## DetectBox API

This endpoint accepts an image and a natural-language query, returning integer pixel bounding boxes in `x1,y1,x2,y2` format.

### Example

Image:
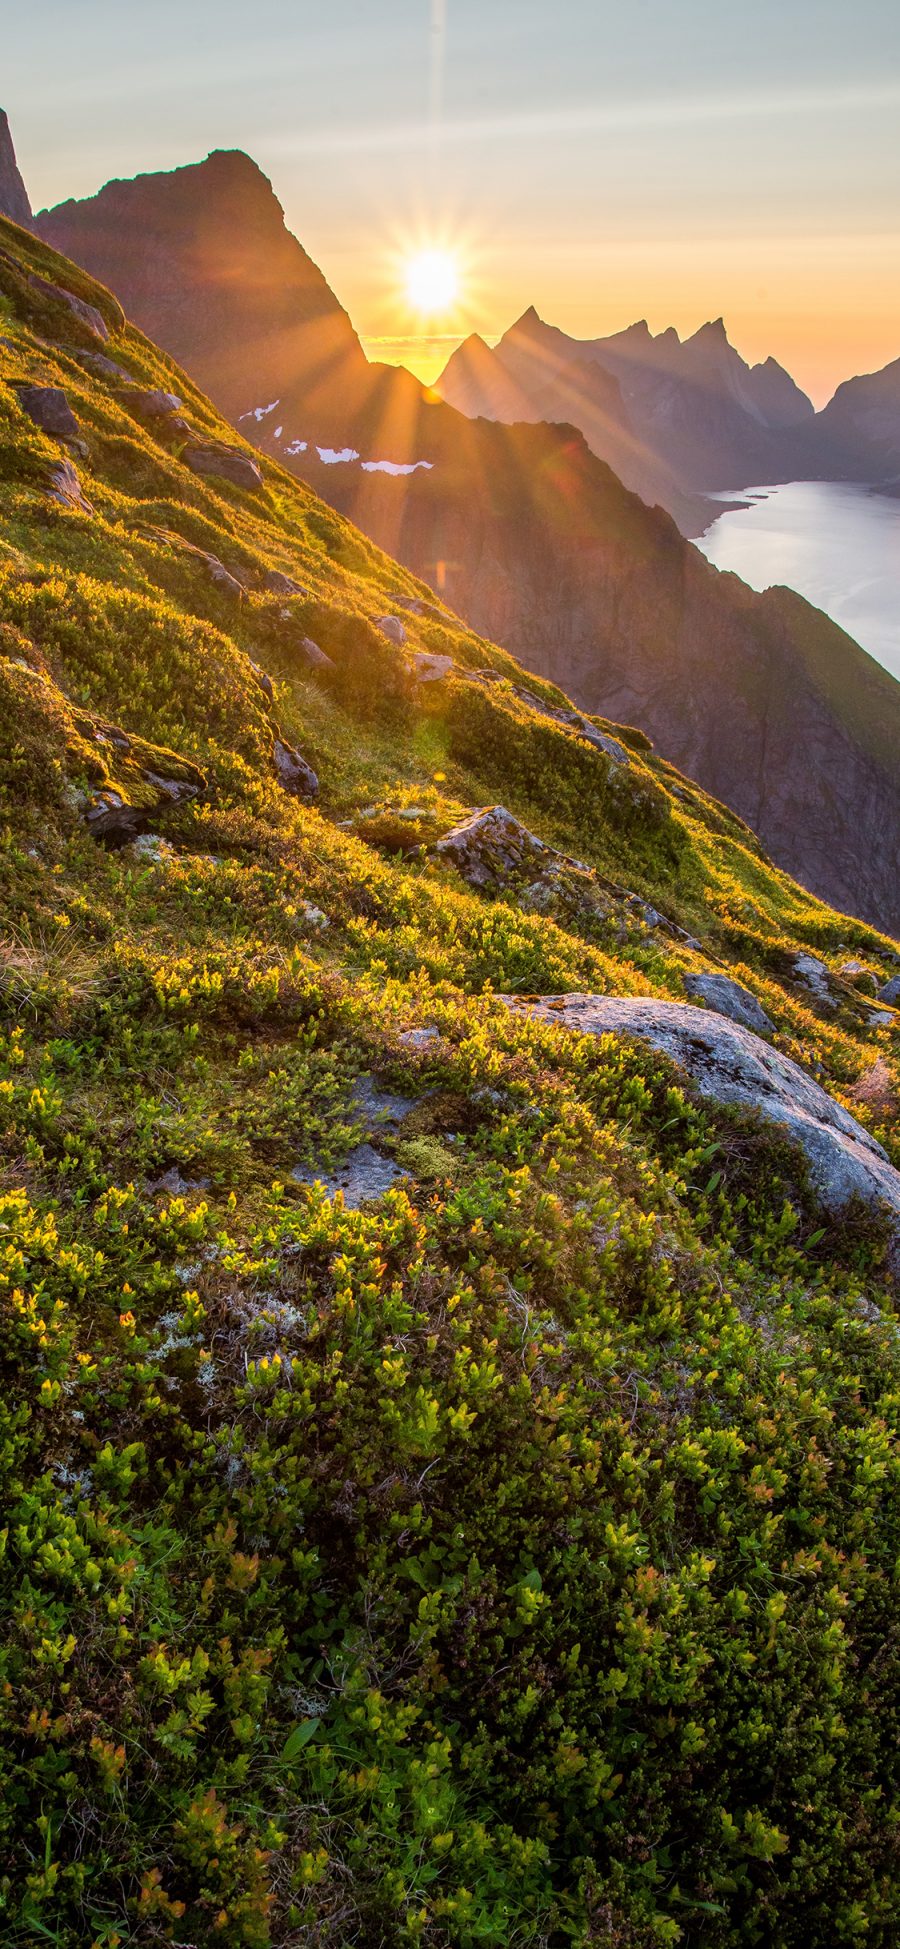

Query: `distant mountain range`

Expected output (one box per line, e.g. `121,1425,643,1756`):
8,128,900,930
436,307,815,499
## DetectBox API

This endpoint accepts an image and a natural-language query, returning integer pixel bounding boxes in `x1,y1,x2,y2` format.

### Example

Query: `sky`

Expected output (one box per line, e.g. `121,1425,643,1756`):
4,0,900,401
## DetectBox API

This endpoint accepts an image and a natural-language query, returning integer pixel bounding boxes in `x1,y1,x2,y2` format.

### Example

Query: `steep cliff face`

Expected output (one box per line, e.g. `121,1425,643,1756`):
0,109,32,228
36,150,368,430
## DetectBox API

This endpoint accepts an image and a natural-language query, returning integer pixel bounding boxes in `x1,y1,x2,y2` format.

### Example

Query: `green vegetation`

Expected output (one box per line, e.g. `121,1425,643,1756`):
0,216,897,1948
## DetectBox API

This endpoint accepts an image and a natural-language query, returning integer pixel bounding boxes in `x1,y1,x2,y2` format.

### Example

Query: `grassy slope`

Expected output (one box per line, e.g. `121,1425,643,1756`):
0,216,898,1948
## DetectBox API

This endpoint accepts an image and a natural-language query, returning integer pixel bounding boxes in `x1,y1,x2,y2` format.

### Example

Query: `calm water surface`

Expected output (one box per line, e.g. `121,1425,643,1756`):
696,480,900,681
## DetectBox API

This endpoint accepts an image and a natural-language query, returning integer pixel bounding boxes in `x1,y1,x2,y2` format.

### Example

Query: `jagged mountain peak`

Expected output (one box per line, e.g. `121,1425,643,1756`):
0,108,32,229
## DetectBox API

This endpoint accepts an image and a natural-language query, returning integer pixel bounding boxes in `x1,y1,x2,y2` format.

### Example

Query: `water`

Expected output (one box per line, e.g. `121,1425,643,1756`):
696,480,900,681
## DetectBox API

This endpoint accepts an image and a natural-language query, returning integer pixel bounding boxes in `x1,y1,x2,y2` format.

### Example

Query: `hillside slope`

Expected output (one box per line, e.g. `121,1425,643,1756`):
1,215,899,1949
32,147,900,937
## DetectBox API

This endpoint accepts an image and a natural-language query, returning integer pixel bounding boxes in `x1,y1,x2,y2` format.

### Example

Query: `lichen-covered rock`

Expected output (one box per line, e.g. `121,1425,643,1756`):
184,443,264,491
413,651,454,683
376,614,407,646
27,268,114,342
12,382,80,440
265,569,306,595
878,974,900,1005
119,386,183,421
435,804,586,890
684,970,774,1036
292,1144,402,1208
273,739,318,799
298,636,334,670
791,953,834,1003
46,457,93,514
506,993,900,1246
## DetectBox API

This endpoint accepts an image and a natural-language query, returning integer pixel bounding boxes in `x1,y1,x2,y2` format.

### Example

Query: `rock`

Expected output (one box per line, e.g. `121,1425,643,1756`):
506,993,900,1246
247,658,275,703
292,1144,402,1209
183,443,264,491
399,1026,441,1049
375,614,407,646
791,953,834,1004
838,960,878,994
149,1166,207,1197
298,636,334,670
12,382,80,440
119,386,183,420
878,975,900,1005
0,110,32,227
46,457,93,514
352,1077,416,1130
684,970,775,1036
84,790,144,844
412,651,454,683
203,556,245,600
849,1058,898,1118
273,739,318,799
78,350,132,382
131,833,177,863
265,569,306,595
296,901,328,931
142,770,202,805
27,269,112,342
434,805,587,890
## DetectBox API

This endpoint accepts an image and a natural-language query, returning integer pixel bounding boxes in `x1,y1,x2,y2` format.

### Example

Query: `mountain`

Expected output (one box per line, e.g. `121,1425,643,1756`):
30,145,900,933
1,208,899,1949
0,108,32,227
437,310,707,530
789,353,900,483
437,306,815,493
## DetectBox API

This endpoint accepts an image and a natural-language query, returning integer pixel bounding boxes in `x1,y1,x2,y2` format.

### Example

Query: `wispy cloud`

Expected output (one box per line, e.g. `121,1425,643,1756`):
269,78,900,160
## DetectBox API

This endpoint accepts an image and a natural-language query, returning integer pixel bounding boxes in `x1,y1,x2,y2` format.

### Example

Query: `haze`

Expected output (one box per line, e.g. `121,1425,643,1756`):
6,0,900,400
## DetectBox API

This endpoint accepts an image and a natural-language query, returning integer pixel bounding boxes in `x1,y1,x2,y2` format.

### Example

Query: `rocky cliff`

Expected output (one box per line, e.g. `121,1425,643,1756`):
0,109,32,228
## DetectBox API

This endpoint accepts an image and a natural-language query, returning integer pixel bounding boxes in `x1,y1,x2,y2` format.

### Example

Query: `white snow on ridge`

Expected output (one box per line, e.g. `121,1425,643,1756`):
274,425,283,440
361,459,434,475
284,439,308,455
317,446,361,465
239,400,280,423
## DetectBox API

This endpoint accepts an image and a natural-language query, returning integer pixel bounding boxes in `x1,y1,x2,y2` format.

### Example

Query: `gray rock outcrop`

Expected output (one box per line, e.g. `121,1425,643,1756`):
435,804,587,890
506,993,900,1245
184,443,264,491
684,970,774,1036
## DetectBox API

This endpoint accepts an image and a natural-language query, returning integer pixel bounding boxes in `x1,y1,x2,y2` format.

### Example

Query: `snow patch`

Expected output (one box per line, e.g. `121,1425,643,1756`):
239,400,280,423
361,458,434,475
273,424,283,439
317,446,360,465
284,439,308,455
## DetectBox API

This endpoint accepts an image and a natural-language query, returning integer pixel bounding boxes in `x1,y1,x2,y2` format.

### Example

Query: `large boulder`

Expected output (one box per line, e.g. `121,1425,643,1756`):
435,804,587,890
505,993,900,1245
27,269,112,343
273,739,319,799
878,975,900,1005
183,443,264,491
376,615,407,646
684,970,774,1036
12,382,80,441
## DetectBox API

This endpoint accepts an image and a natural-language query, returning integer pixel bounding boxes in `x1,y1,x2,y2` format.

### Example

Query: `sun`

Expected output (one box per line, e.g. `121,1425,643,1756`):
405,248,459,315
